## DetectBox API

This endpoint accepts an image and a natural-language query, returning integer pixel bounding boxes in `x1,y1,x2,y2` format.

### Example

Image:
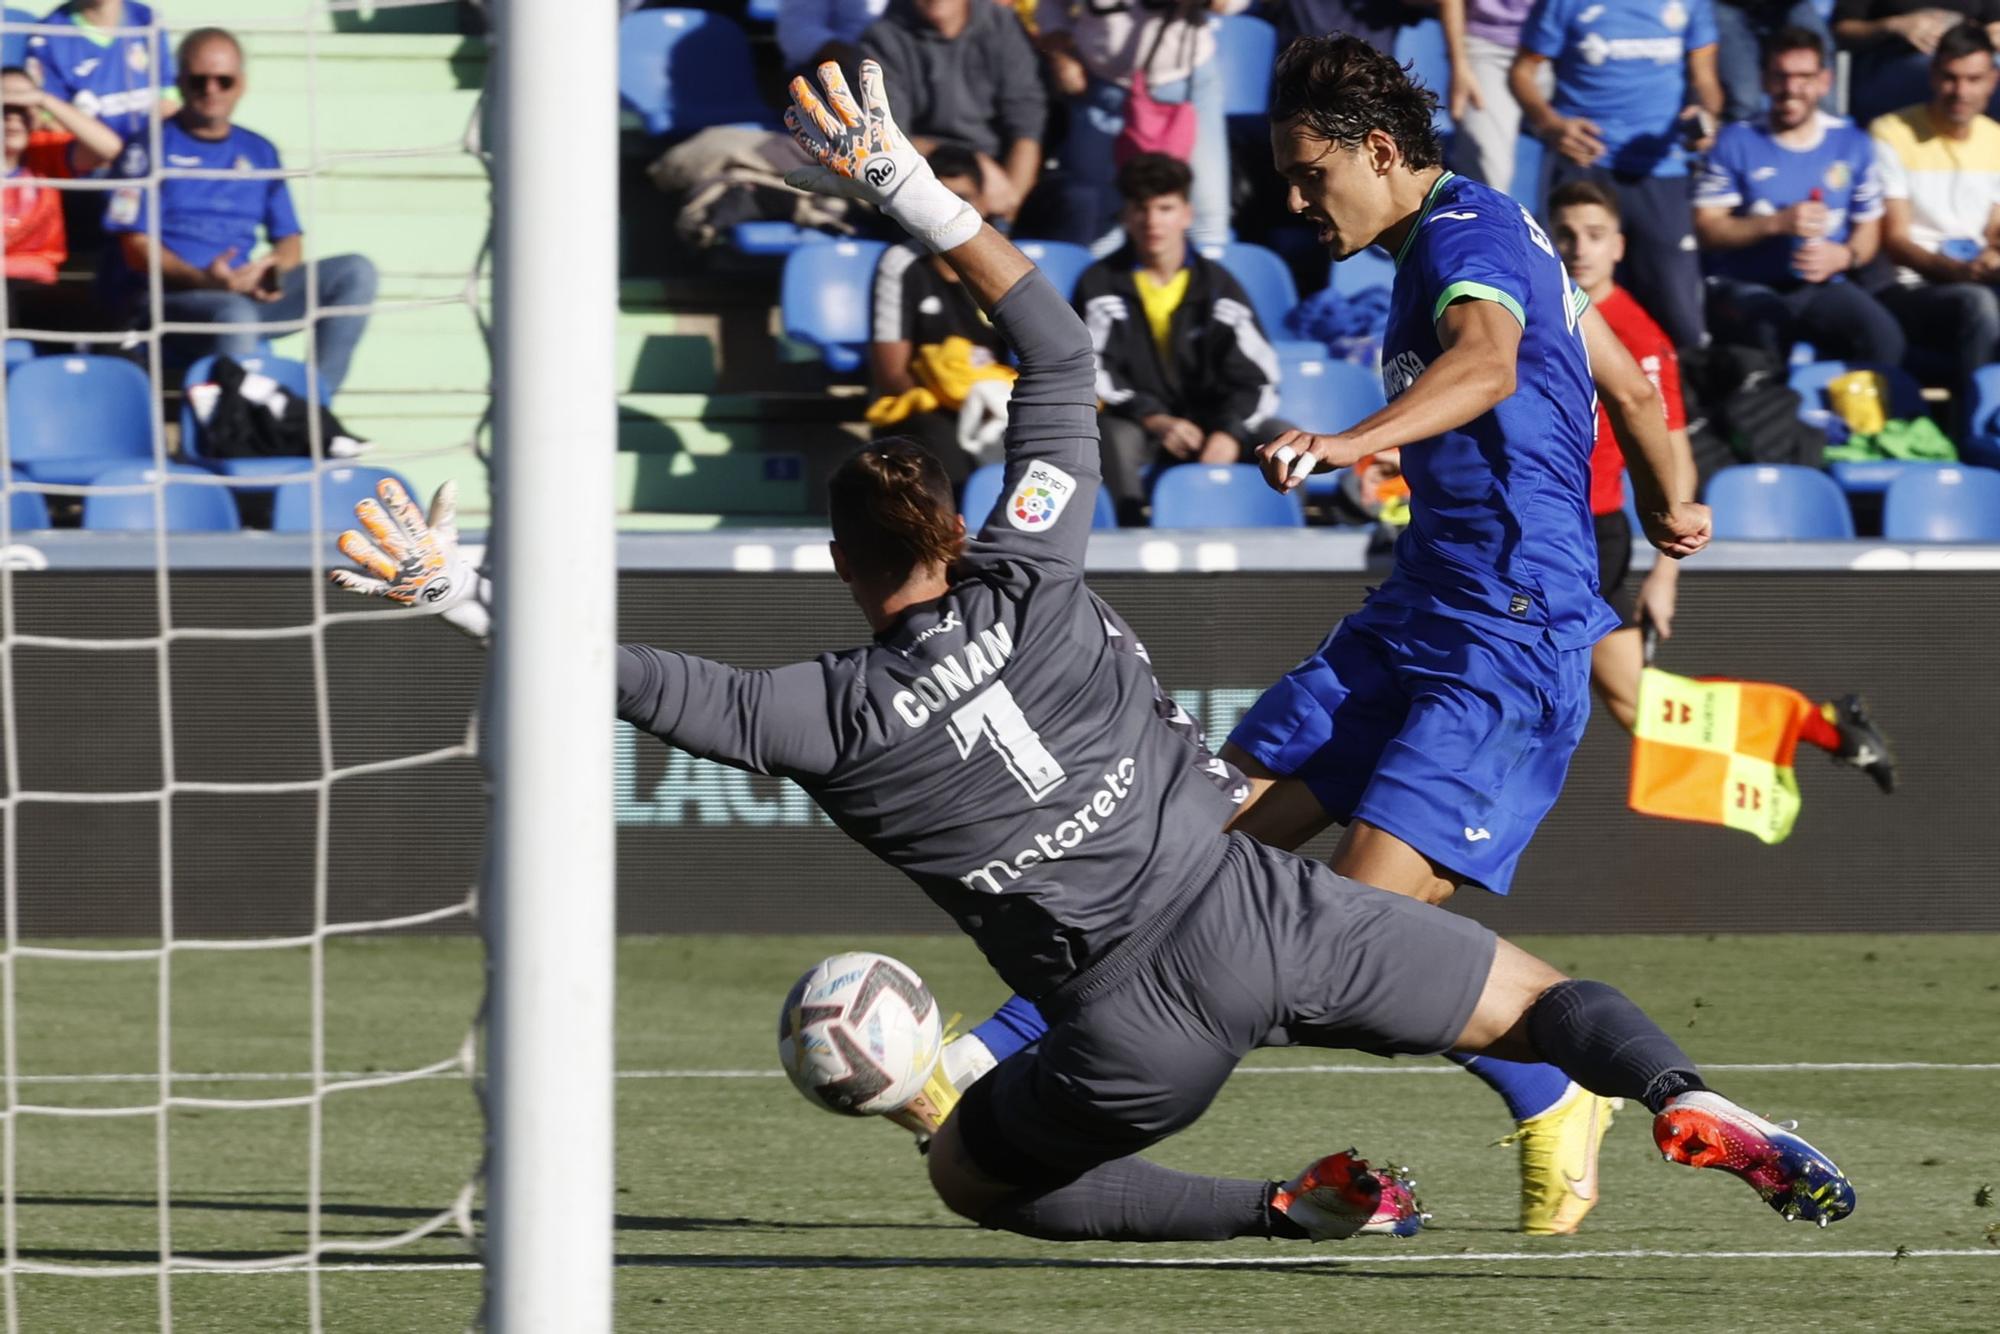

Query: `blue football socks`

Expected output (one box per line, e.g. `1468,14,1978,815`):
1450,1052,1575,1123
968,994,1048,1062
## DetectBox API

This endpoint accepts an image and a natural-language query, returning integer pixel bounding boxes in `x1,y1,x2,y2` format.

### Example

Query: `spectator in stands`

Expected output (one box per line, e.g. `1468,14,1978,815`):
104,27,377,393
3,63,120,330
1268,0,1417,54
1449,0,1541,192
862,0,1046,228
1833,0,2000,127
25,1,174,173
1073,153,1286,524
1712,1,1831,124
1513,0,1723,351
866,144,1010,483
1035,0,1239,253
1872,20,2000,386
777,0,890,76
1693,27,1904,366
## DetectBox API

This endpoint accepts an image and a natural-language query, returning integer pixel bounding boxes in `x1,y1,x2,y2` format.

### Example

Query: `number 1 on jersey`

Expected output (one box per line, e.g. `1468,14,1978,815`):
947,682,1067,802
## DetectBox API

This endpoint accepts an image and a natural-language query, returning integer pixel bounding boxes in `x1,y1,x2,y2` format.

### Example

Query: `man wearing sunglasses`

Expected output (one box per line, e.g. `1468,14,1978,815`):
104,25,378,395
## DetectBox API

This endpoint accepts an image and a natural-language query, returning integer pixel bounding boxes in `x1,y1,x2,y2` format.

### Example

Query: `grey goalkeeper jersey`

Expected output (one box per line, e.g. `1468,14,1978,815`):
617,268,1243,1003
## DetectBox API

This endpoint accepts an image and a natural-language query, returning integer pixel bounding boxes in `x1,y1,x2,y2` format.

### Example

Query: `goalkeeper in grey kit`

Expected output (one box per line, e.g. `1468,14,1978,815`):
332,62,1854,1241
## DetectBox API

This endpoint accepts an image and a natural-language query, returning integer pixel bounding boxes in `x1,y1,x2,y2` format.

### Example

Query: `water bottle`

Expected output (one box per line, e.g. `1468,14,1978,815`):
1792,187,1823,278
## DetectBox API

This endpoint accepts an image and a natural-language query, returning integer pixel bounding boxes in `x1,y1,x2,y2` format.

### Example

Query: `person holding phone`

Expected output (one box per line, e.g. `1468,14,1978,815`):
104,25,378,394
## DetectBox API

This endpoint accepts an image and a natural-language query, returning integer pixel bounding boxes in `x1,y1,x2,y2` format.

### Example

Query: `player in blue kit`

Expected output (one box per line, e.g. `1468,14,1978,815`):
1220,35,1713,1235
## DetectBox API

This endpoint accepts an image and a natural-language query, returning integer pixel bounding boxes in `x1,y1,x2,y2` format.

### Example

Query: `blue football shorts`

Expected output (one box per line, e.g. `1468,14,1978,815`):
1228,599,1592,894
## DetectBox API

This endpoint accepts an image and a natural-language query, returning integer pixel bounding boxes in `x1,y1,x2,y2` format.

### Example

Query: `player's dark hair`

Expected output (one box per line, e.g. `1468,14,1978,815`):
1270,34,1442,171
1548,178,1621,223
1761,24,1826,69
926,143,981,185
827,439,963,585
1934,19,1996,68
1116,152,1193,204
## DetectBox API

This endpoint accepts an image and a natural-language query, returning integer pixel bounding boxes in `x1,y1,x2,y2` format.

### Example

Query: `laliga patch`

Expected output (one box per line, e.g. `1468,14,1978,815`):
1007,461,1076,531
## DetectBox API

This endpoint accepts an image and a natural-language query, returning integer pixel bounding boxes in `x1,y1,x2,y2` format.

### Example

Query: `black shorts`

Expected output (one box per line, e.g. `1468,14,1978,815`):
954,834,1498,1187
1594,511,1638,629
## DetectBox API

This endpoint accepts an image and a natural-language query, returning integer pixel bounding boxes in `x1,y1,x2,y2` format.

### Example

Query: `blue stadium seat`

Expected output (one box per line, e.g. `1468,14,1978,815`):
1200,242,1311,352
1789,359,1926,423
82,464,242,533
1704,464,1855,540
746,0,779,21
180,353,331,481
780,239,887,374
1278,353,1387,500
731,221,831,256
618,9,774,139
1217,14,1277,121
1,8,34,69
1788,359,1932,495
270,466,415,534
1151,463,1306,528
1015,240,1095,301
1393,19,1455,135
961,463,1117,531
1277,354,1385,434
4,338,33,369
1882,465,2000,542
5,469,49,531
1959,363,2000,469
1328,245,1395,298
5,355,154,485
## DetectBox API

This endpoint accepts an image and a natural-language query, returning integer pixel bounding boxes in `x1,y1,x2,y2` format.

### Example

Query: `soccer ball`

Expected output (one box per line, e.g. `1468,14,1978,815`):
776,951,943,1117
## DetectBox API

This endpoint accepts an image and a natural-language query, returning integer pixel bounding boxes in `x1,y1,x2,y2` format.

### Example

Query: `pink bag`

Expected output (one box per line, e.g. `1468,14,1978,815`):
1113,20,1197,167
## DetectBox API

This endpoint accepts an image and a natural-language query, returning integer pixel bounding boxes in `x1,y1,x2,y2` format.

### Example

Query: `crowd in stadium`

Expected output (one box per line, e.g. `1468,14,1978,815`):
636,0,2000,538
8,1,2000,537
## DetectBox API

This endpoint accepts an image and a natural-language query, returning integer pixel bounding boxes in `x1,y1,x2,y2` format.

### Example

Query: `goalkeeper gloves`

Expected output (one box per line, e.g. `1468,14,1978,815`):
782,60,981,254
330,478,490,640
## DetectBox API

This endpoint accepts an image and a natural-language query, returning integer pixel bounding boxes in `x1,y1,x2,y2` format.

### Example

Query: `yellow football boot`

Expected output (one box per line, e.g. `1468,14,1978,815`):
1509,1085,1621,1236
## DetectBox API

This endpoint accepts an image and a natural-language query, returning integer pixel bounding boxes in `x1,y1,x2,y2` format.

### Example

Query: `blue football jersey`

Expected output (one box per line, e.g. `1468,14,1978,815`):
1374,172,1617,652
27,1,174,155
1694,113,1884,286
1519,0,1718,178
104,119,301,274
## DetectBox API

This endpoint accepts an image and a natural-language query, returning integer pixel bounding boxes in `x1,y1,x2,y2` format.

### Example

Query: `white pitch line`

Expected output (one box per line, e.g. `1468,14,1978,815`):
7,1061,1998,1088
16,1248,2000,1279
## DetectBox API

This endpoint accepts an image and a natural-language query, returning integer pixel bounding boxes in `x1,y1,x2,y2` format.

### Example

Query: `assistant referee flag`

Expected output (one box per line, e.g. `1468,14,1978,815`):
1629,668,1817,844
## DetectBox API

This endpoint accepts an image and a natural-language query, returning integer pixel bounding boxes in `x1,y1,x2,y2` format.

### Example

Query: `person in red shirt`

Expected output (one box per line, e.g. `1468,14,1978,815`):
3,63,121,332
1549,178,1897,791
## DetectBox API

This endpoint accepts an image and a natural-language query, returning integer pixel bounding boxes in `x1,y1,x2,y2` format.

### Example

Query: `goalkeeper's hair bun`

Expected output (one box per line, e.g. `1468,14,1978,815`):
828,439,964,586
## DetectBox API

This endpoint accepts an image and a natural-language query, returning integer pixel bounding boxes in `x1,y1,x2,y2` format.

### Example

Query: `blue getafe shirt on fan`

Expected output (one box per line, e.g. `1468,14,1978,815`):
1375,171,1617,651
1519,0,1718,178
103,117,300,274
1694,112,1884,287
27,0,175,156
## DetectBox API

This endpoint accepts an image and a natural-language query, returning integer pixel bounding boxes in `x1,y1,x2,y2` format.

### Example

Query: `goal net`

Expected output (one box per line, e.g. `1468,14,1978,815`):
0,2,615,1328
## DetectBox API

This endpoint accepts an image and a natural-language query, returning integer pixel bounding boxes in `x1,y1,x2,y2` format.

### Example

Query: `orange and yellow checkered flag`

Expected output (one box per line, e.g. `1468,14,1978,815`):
1629,668,1818,844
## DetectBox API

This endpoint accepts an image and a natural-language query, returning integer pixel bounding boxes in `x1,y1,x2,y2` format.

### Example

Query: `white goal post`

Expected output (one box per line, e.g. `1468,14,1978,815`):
484,0,618,1328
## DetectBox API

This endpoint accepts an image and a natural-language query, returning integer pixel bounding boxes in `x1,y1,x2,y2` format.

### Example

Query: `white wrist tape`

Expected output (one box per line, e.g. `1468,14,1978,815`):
884,171,981,253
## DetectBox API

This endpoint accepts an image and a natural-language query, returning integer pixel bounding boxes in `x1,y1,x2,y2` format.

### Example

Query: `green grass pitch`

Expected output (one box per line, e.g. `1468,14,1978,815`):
5,932,1997,1331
